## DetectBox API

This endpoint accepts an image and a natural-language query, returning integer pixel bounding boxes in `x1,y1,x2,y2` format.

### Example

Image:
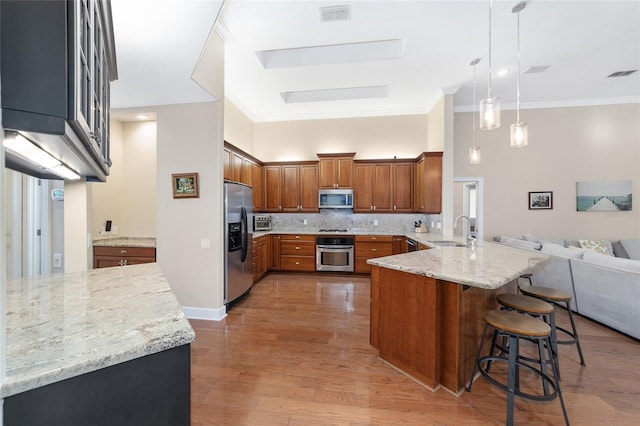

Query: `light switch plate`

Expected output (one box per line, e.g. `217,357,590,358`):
201,239,211,249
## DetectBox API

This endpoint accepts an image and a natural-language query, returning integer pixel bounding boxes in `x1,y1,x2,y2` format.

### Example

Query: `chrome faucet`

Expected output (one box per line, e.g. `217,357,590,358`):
454,215,474,245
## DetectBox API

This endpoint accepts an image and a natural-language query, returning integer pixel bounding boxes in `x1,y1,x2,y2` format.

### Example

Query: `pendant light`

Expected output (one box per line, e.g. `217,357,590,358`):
480,0,500,130
469,58,481,164
510,2,528,147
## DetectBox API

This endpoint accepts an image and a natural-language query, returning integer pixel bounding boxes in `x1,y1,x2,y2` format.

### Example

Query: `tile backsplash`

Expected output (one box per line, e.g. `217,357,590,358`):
268,210,442,234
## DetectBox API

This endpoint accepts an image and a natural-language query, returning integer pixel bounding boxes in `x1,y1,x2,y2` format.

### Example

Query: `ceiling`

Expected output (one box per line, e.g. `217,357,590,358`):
110,0,640,123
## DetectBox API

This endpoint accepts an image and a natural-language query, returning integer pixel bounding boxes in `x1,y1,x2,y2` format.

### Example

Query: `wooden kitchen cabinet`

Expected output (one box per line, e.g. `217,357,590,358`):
392,236,406,254
251,162,263,211
268,234,281,271
263,162,318,213
279,234,316,272
415,152,443,214
317,153,355,188
354,235,393,274
353,160,413,213
93,246,156,269
253,236,268,283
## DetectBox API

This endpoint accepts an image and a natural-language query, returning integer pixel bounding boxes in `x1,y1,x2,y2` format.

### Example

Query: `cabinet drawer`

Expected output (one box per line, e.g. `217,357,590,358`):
355,242,393,258
93,246,156,258
280,256,316,272
280,241,315,256
280,234,315,242
355,235,393,243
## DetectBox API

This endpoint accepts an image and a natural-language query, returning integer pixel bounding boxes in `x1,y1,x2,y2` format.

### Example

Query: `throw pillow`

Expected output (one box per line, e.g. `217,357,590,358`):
620,239,640,261
582,250,640,274
579,240,611,256
611,240,630,259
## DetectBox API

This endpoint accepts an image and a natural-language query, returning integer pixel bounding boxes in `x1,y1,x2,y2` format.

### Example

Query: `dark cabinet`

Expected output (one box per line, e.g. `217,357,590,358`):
416,152,443,214
317,153,354,188
353,161,413,213
1,0,117,181
263,162,319,213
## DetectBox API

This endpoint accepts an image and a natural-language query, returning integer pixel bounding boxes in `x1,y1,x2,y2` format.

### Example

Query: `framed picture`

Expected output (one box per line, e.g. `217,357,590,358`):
172,173,199,198
576,180,632,212
528,191,553,210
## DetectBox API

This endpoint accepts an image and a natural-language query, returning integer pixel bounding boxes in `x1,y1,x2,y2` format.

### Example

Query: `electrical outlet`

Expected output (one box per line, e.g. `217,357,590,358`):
374,220,378,226
201,239,210,249
303,219,307,225
53,253,62,268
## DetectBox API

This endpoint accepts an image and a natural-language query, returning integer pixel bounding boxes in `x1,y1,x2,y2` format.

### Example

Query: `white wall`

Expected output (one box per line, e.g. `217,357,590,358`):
253,113,430,161
91,120,157,237
454,103,640,240
156,101,225,315
224,98,254,154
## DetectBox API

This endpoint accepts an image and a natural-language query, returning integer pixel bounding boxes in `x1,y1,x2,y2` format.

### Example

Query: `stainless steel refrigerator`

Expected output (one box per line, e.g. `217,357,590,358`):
224,182,253,307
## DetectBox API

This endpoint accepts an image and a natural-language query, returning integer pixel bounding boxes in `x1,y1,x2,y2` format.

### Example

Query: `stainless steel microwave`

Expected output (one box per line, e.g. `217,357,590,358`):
318,189,353,209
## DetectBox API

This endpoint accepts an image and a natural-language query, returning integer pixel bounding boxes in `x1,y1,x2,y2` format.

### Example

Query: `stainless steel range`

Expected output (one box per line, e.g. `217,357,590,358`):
316,234,354,272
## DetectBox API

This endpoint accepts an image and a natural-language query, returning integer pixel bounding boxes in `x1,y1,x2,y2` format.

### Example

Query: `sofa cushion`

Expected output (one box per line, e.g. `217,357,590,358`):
582,250,640,274
611,240,630,259
500,236,541,250
579,239,612,256
620,239,640,261
541,242,584,259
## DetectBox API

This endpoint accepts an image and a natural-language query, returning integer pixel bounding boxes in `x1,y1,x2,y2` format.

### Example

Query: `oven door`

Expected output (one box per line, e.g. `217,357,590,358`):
316,245,354,272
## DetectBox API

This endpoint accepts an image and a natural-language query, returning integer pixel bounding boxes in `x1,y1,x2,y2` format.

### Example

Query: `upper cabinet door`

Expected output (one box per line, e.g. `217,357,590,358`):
317,154,354,188
372,163,393,212
392,162,414,212
263,165,283,212
299,164,319,212
353,163,374,212
281,164,301,212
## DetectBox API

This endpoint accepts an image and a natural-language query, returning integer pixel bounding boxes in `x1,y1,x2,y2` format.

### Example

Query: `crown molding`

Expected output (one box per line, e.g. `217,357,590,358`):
454,96,640,113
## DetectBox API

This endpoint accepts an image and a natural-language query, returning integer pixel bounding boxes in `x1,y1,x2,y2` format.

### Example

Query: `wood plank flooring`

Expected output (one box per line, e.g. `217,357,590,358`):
190,273,640,425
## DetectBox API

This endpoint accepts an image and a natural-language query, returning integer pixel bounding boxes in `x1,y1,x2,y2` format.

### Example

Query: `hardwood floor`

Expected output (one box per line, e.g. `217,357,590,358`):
190,273,640,425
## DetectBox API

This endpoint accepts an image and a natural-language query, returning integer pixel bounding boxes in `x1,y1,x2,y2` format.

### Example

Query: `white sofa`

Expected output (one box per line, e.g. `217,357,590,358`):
495,236,640,340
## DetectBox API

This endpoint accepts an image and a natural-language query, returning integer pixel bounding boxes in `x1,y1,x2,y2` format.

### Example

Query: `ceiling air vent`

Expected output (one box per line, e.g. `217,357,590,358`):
607,70,637,78
320,5,351,22
523,65,550,74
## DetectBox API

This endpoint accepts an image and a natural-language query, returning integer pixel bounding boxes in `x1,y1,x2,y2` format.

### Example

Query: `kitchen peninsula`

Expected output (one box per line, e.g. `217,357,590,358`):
367,237,549,395
2,263,194,425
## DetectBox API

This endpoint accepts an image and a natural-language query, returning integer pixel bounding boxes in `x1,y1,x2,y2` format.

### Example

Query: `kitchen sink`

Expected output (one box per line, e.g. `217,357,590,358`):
430,241,468,247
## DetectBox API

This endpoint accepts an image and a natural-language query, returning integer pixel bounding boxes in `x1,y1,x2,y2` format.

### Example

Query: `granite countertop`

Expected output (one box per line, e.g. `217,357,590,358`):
92,236,157,248
367,237,549,290
1,263,194,398
253,229,426,238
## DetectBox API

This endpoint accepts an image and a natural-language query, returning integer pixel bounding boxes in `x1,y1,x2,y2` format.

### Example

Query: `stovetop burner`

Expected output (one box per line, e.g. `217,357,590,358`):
318,229,349,233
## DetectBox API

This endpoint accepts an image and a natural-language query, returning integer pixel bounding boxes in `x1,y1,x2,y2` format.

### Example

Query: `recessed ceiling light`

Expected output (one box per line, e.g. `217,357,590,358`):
496,68,510,77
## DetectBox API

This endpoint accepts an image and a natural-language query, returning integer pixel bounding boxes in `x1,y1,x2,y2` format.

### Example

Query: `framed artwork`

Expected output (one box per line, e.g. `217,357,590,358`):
576,180,632,212
528,191,553,210
172,173,199,198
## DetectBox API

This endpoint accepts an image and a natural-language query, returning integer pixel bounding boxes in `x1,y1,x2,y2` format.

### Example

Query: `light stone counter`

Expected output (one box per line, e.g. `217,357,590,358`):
1,263,194,398
367,238,549,290
92,236,156,247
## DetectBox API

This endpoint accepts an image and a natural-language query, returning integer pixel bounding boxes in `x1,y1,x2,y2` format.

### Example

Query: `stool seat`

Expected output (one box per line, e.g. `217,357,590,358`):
498,294,554,314
485,310,550,337
520,286,572,302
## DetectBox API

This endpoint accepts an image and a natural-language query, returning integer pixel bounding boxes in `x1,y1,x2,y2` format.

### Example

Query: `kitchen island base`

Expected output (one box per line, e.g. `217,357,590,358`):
3,344,191,426
370,265,516,394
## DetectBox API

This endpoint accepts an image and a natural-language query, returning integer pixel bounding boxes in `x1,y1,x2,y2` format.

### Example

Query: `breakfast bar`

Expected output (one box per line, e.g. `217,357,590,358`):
367,238,549,395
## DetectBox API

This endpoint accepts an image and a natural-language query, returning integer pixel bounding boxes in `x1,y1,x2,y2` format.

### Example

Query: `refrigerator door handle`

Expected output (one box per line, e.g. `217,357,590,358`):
240,206,248,262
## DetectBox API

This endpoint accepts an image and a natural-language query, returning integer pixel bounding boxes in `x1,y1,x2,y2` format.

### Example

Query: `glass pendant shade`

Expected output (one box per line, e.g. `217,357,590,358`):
510,122,528,147
469,146,481,164
479,97,500,130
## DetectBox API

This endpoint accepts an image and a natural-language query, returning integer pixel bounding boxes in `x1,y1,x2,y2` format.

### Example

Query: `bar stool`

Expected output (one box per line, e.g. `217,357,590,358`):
519,286,586,366
467,310,570,426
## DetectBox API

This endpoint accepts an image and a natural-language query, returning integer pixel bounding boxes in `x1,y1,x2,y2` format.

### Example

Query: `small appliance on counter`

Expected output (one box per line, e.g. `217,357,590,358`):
253,215,272,231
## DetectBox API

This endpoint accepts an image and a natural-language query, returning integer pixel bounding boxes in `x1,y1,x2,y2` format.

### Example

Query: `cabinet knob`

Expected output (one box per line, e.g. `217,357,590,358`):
371,248,377,252
295,261,300,265
120,249,127,254
295,235,300,239
296,247,300,250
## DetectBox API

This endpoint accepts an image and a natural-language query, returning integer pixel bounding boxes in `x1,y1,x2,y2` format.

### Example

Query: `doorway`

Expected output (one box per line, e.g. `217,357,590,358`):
453,177,484,241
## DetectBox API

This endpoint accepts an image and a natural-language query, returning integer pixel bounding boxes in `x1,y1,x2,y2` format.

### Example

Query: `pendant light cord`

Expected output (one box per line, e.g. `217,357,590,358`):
488,0,493,98
473,61,477,148
516,9,521,123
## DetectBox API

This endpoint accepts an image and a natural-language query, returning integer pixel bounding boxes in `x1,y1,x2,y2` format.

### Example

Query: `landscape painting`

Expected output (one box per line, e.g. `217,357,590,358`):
576,180,632,212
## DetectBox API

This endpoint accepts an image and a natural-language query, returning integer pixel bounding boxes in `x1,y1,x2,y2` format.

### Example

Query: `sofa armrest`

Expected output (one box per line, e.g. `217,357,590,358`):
570,258,640,340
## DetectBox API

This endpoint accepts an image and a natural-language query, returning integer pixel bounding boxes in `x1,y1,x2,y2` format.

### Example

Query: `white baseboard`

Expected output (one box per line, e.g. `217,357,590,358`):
182,306,227,321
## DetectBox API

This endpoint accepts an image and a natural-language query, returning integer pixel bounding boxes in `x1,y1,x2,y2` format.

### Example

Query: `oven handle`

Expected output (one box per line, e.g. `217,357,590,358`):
317,245,354,250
